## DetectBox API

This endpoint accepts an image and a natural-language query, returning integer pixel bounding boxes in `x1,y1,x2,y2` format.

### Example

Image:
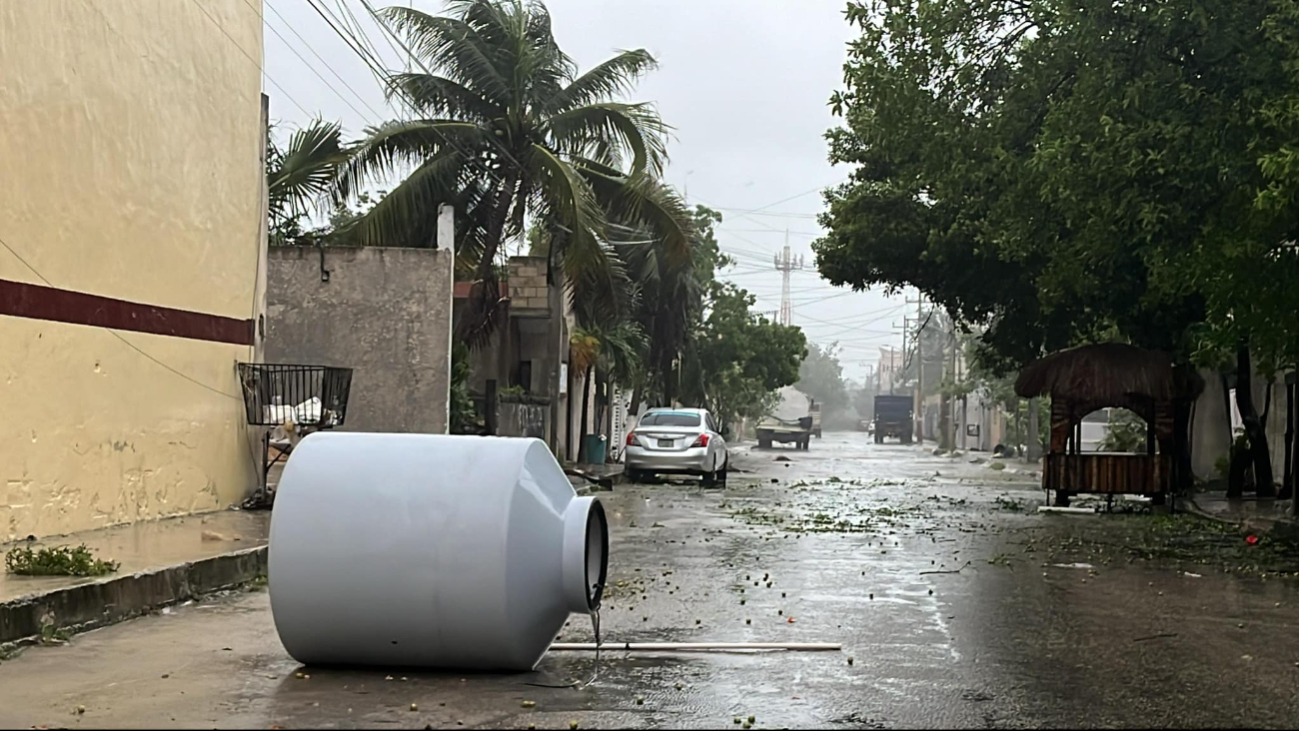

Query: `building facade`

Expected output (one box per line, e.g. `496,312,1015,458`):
0,1,266,538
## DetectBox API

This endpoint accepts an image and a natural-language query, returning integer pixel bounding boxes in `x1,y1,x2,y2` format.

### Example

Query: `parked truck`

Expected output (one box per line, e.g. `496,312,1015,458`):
872,394,914,444
755,414,814,450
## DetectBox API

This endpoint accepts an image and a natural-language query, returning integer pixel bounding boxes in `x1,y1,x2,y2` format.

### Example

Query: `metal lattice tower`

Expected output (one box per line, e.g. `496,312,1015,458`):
773,230,803,326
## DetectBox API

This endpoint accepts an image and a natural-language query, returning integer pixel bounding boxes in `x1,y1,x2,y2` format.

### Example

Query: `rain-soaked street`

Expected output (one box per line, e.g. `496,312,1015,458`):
4,432,1299,729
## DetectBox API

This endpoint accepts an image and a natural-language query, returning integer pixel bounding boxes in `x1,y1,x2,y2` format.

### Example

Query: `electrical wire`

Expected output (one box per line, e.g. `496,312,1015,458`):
262,0,386,120
185,0,314,118
339,0,406,69
721,228,822,237
0,233,242,402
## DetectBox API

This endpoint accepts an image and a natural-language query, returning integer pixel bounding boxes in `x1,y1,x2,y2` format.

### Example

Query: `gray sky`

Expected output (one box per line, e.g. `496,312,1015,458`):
258,0,907,380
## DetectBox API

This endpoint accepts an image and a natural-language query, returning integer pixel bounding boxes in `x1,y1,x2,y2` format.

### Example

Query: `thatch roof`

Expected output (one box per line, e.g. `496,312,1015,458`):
1014,343,1203,403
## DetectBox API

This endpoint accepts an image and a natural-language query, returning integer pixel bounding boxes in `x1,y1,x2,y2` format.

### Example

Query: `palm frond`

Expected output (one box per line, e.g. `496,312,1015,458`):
382,6,513,104
547,49,658,114
577,161,693,265
546,102,668,176
267,118,346,222
344,150,476,248
521,0,574,102
526,143,609,277
335,119,486,202
385,72,502,122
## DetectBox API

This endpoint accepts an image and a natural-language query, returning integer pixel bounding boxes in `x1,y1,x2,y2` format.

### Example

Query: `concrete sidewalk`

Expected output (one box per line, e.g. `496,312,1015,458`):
1188,491,1298,535
1,510,269,647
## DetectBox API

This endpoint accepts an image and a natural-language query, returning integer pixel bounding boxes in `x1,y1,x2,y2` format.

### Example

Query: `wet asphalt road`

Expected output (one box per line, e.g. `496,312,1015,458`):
4,431,1299,729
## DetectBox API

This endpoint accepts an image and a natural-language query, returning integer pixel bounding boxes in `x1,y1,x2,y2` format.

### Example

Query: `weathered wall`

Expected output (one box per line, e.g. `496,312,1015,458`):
0,0,265,539
266,246,453,434
499,397,549,438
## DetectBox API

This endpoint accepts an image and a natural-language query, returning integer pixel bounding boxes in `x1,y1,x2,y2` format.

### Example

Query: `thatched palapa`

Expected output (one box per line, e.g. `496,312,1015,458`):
1015,343,1202,404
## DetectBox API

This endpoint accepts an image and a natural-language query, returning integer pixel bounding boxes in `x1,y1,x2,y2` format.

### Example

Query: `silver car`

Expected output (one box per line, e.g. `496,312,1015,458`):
624,408,729,485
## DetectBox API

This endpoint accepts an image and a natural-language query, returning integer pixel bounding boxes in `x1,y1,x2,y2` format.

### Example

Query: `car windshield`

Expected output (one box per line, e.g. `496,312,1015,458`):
639,412,701,427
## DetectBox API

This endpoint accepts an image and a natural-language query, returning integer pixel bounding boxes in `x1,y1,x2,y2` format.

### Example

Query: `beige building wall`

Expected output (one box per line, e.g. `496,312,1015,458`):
0,1,265,539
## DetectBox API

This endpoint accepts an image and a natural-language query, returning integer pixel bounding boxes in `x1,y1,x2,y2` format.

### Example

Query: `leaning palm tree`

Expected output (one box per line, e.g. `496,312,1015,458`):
339,0,690,341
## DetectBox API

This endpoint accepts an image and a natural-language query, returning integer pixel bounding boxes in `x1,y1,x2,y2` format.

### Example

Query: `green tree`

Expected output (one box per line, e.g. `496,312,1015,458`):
817,0,1299,493
340,0,689,343
796,342,847,416
681,283,807,434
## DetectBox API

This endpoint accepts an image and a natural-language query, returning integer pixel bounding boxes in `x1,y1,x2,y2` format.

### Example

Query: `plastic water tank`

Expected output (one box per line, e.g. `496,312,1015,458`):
268,433,608,671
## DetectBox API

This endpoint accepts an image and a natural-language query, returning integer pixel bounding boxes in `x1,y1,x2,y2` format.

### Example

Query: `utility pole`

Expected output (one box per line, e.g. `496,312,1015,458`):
940,314,956,451
773,229,803,326
894,316,911,397
908,294,927,442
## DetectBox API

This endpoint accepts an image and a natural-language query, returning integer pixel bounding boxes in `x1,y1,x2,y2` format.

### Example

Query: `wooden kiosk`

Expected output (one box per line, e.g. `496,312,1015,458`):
1014,344,1202,506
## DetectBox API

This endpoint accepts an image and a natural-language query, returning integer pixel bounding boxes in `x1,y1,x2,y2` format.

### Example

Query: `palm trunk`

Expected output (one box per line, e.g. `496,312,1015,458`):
629,382,644,422
459,172,520,344
1236,340,1275,496
577,365,593,463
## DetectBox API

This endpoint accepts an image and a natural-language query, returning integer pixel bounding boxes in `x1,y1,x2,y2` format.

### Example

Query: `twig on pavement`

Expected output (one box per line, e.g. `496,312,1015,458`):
1132,633,1179,643
920,560,972,575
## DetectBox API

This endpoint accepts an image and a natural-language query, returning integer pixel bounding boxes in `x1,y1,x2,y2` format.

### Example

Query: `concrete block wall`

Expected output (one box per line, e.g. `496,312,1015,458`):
266,246,453,434
508,257,550,311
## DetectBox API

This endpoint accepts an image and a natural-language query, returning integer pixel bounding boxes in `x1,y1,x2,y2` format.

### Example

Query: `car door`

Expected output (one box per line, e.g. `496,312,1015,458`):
706,412,727,469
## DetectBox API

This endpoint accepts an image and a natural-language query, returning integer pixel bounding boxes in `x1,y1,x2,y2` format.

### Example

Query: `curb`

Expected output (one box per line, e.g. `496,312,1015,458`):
1,546,267,648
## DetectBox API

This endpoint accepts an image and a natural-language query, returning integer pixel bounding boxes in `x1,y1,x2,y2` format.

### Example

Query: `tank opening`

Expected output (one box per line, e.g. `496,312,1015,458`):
584,500,608,611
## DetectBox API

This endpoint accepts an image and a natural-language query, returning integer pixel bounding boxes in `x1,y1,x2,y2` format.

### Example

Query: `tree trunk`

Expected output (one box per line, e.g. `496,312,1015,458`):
546,245,563,457
1236,341,1275,497
460,173,520,344
1282,378,1294,501
629,382,644,423
939,392,951,451
578,365,593,463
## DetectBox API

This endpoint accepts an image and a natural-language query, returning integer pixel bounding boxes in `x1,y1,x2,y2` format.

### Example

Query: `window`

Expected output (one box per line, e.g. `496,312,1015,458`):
639,411,702,427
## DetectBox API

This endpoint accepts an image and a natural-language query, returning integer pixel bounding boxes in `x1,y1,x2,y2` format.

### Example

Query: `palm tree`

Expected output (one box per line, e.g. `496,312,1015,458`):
267,119,347,245
340,0,691,342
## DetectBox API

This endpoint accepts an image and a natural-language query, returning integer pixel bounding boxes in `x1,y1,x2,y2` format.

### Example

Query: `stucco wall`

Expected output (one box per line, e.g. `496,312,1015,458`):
266,246,453,434
0,0,265,539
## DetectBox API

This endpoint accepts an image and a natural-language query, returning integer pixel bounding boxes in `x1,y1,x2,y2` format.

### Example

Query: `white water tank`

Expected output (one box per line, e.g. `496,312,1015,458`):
268,433,608,671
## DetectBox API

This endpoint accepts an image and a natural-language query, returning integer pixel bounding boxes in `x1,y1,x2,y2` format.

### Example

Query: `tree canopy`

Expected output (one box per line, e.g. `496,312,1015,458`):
342,0,691,342
796,342,848,415
815,0,1299,374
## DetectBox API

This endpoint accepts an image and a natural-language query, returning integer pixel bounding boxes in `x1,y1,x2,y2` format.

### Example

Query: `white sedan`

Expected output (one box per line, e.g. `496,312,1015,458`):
623,407,729,486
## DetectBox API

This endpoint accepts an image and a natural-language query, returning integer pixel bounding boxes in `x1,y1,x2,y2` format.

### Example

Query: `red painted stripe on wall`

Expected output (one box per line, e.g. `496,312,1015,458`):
0,278,254,346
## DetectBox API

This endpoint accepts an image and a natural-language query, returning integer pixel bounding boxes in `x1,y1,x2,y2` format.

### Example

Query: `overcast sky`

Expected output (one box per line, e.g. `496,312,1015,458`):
257,0,908,381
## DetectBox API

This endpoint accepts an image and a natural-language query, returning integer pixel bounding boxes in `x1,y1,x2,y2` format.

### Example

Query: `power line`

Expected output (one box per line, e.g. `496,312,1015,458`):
303,0,507,187
714,209,819,219
0,232,241,401
186,0,313,118
339,0,405,69
263,0,386,120
356,0,517,181
721,228,822,237
259,3,376,122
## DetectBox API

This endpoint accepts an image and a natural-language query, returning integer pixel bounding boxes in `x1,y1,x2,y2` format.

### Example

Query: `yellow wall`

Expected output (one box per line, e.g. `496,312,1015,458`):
0,0,265,539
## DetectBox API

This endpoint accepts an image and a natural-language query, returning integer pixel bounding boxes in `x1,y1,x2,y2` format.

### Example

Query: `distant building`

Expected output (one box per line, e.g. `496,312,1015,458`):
876,347,907,395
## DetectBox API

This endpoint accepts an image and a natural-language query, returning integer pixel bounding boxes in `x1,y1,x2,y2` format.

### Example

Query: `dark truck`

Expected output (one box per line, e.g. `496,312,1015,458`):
873,394,914,444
